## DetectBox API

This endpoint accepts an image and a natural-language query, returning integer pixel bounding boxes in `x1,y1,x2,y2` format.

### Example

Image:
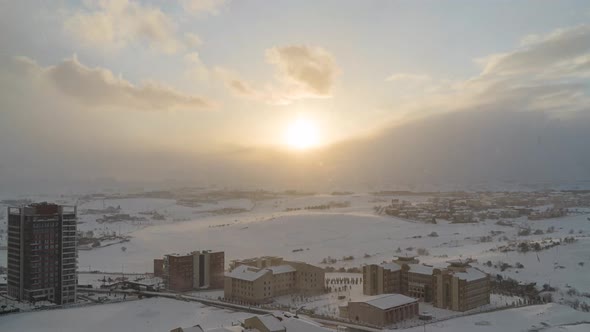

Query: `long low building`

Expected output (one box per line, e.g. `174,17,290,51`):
224,257,324,304
341,294,419,327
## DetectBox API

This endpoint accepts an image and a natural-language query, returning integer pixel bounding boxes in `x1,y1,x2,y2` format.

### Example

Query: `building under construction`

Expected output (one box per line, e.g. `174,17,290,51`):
7,203,78,305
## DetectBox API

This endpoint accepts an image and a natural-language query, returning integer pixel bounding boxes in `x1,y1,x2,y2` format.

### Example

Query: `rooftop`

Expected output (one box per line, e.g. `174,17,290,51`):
257,315,285,331
166,253,193,258
453,267,488,282
408,264,434,275
353,294,417,310
394,255,417,261
247,314,330,332
381,262,401,272
226,263,300,281
207,327,244,332
225,265,270,281
268,265,296,274
180,326,205,332
447,259,472,267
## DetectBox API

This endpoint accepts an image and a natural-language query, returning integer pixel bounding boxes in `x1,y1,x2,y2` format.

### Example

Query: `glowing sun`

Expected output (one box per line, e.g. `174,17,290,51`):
285,118,319,150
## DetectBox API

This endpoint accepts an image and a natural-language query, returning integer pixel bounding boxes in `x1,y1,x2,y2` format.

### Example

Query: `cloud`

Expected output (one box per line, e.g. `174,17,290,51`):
184,52,209,81
265,45,338,97
218,45,339,104
12,55,214,111
479,24,590,76
64,0,186,54
214,67,264,99
383,24,590,124
384,73,456,100
185,32,203,48
385,73,432,82
180,0,227,15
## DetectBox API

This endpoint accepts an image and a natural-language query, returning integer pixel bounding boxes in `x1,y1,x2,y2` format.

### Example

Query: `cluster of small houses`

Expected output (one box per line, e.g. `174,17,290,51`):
380,190,590,224
284,201,351,212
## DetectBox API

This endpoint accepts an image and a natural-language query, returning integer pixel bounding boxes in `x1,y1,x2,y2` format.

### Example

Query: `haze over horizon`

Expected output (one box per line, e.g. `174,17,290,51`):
1,0,590,193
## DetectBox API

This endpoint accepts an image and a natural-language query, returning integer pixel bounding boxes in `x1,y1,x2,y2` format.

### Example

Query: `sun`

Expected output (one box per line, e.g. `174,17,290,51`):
285,118,319,150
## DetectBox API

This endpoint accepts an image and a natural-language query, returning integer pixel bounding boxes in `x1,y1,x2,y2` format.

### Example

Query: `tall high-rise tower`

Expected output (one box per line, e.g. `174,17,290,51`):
7,203,77,304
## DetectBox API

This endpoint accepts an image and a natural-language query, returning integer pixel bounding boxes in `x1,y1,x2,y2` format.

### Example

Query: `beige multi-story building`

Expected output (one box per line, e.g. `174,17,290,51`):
224,257,324,304
364,256,433,300
341,294,419,327
363,262,402,296
362,257,489,312
432,260,490,311
402,263,434,301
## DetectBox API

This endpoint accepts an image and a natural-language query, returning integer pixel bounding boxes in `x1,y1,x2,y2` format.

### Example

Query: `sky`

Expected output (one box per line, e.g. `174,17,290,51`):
1,0,590,192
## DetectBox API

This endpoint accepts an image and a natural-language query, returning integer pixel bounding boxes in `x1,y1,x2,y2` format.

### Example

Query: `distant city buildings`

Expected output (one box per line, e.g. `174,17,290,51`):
379,191,590,224
224,256,324,304
7,203,78,305
361,256,490,312
154,250,225,292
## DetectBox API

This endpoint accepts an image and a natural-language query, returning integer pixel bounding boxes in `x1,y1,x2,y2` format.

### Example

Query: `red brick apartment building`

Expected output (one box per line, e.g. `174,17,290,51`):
154,250,224,292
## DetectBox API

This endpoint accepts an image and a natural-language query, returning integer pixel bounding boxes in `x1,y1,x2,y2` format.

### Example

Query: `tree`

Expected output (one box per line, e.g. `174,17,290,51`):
417,248,429,256
518,242,530,252
518,228,531,236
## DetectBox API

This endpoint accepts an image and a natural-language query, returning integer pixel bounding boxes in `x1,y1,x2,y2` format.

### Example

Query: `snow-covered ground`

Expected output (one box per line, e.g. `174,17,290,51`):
1,297,586,332
77,272,162,288
3,192,589,289
0,298,252,332
1,191,590,331
401,303,590,332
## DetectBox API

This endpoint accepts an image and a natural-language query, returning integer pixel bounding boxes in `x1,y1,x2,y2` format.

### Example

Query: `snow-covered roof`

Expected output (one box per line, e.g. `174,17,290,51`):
207,327,245,332
180,326,205,332
167,253,192,257
408,264,434,275
268,265,296,274
356,294,417,310
381,262,401,272
447,259,470,265
249,314,330,332
453,267,488,282
257,315,285,331
225,265,270,281
226,264,297,281
281,316,332,332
